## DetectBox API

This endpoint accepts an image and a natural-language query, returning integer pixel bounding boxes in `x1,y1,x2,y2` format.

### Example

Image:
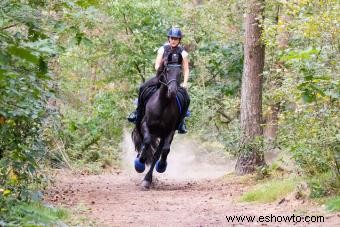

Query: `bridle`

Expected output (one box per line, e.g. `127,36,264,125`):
159,64,181,87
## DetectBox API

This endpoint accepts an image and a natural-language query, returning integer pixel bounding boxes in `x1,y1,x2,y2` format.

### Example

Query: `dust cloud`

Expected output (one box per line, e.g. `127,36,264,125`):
121,130,235,181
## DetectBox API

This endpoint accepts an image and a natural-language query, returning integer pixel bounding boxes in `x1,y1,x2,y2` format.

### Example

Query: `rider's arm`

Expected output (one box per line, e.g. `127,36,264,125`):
182,55,189,89
155,47,164,71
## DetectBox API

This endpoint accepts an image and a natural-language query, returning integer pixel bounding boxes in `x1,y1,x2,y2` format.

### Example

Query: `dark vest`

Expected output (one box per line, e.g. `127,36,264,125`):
163,44,183,65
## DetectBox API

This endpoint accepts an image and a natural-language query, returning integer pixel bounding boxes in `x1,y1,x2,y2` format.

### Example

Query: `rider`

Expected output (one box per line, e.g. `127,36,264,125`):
127,27,190,134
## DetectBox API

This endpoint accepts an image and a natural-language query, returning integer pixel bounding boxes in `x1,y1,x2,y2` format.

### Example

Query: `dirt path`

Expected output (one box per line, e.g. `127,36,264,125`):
45,136,339,226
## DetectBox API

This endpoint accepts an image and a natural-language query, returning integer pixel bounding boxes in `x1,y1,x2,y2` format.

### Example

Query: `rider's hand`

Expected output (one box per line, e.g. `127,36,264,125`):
181,82,188,90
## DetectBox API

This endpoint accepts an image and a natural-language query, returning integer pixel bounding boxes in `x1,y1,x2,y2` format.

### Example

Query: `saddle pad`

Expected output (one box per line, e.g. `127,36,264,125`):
176,87,190,117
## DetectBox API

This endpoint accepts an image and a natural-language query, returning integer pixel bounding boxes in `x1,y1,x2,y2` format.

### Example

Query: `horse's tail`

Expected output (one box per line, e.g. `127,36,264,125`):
131,127,159,165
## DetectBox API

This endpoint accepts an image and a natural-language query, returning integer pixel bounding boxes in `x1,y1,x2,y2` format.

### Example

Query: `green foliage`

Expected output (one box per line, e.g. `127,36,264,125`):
198,43,243,95
0,0,86,224
0,200,68,226
181,1,245,156
307,172,339,198
240,178,297,203
279,105,338,176
280,47,338,103
261,0,339,196
107,0,182,83
58,90,126,167
325,196,340,212
0,0,57,200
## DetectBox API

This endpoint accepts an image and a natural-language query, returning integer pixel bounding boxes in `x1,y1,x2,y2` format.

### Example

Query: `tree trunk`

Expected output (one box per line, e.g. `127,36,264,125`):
193,0,203,6
264,6,291,146
235,0,265,175
263,104,280,143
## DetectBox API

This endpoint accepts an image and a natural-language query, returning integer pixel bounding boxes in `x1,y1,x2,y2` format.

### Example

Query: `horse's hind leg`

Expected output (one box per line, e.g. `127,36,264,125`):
142,139,165,189
156,131,175,173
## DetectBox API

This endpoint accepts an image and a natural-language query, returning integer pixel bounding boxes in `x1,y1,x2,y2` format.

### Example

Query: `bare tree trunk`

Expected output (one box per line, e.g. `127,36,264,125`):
193,0,203,6
263,104,280,143
264,6,291,145
235,0,265,175
277,8,290,50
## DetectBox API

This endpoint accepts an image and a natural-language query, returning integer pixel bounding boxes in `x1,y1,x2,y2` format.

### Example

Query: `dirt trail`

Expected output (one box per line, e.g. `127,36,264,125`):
45,135,339,226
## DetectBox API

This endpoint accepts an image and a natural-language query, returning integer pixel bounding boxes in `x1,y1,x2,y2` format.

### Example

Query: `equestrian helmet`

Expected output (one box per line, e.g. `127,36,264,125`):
167,27,183,38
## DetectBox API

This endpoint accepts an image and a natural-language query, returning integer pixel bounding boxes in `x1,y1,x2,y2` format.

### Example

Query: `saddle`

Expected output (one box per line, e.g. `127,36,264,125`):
139,85,190,120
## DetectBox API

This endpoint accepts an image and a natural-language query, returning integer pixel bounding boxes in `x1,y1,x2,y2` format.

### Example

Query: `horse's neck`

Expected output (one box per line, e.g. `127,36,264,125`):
158,84,171,105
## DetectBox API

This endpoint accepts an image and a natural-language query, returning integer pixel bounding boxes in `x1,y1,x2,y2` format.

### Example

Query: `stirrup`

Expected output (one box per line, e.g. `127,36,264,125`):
127,111,137,123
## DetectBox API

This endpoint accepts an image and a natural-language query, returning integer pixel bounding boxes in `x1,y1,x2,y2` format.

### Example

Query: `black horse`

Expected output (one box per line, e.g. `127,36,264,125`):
132,63,189,189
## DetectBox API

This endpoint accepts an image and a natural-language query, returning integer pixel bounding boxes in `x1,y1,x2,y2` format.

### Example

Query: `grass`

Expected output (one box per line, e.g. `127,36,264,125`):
1,200,97,226
69,203,97,226
240,178,297,203
1,201,69,226
325,196,340,212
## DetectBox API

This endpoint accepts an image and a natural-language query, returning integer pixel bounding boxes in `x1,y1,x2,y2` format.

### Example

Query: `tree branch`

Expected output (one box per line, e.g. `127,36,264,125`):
1,23,18,30
134,62,144,82
122,13,133,35
216,109,232,124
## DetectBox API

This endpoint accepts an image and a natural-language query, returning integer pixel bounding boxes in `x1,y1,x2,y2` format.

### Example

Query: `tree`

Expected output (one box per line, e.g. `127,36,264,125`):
235,0,266,174
263,4,292,146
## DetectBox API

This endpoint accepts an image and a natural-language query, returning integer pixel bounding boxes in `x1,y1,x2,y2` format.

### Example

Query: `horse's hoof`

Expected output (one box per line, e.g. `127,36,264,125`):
156,160,167,173
134,158,145,173
141,180,151,189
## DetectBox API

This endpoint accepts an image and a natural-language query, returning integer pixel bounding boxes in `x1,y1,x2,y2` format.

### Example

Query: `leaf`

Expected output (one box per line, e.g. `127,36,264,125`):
75,0,99,8
3,189,11,196
325,90,340,99
301,91,316,103
24,39,57,55
280,48,319,62
38,57,48,74
8,45,39,64
75,32,84,45
28,27,48,41
0,52,10,65
54,21,67,32
82,37,93,46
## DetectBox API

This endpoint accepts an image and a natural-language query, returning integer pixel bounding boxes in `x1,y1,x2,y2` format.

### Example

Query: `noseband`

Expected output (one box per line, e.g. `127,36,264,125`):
159,64,181,87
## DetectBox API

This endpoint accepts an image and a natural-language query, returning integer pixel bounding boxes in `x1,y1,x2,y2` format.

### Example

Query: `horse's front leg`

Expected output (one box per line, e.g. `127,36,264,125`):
156,131,175,173
134,122,151,173
142,139,165,189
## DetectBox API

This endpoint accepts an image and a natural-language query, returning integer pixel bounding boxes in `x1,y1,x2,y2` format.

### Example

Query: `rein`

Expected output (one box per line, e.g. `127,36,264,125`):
159,64,181,87
159,78,177,87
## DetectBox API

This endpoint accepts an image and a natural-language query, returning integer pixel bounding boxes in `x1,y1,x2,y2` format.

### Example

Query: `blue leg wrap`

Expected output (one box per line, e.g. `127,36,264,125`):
156,160,167,173
134,158,145,173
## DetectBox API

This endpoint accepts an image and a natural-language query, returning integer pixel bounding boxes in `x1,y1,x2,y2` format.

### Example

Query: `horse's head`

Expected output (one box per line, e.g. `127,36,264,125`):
160,64,181,99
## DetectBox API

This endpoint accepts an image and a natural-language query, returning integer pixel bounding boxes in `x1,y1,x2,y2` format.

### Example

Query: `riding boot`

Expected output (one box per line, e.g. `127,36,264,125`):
127,101,143,124
178,118,187,134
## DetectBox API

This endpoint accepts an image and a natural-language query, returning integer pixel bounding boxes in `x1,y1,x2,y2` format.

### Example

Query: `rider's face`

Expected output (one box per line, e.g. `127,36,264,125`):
169,36,180,47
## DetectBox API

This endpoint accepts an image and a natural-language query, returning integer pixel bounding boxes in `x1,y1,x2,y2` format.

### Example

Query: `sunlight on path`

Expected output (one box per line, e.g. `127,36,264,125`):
121,130,235,181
